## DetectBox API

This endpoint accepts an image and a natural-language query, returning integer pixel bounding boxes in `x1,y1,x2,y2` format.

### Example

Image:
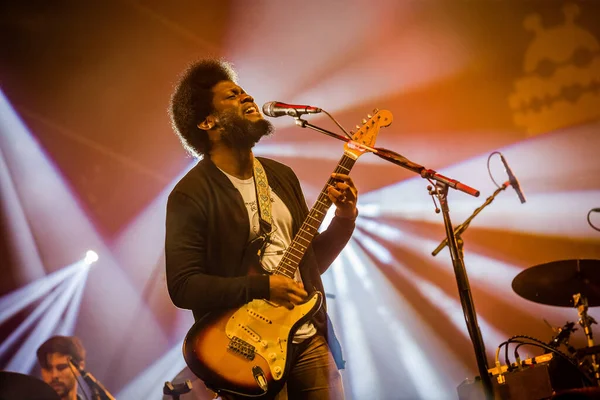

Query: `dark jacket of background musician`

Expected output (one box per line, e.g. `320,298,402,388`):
164,156,355,367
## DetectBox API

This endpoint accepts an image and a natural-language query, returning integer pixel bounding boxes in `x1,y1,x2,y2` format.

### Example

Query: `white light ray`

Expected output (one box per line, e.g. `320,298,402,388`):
112,163,193,287
352,229,508,353
357,218,523,287
292,22,469,114
328,257,384,399
361,189,600,240
0,91,172,379
0,261,83,325
0,89,109,271
359,122,600,240
225,0,408,111
57,266,91,336
0,99,45,283
6,271,84,373
354,218,592,322
343,243,452,399
414,278,506,352
116,341,186,400
0,280,67,357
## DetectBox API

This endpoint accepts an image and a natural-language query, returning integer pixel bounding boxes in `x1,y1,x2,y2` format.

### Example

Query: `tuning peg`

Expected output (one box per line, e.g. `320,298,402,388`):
361,118,367,124
367,114,372,119
349,130,354,135
355,125,361,130
372,108,379,114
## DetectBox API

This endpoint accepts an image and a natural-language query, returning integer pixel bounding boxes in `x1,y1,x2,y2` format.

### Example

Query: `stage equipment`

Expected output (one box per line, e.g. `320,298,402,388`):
0,371,60,400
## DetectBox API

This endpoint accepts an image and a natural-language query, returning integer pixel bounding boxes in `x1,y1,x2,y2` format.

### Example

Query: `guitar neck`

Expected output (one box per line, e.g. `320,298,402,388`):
274,151,357,278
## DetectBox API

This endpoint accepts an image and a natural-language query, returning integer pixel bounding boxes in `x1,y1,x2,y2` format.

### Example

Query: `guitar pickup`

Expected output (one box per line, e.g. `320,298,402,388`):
247,309,273,324
237,323,261,342
228,336,256,360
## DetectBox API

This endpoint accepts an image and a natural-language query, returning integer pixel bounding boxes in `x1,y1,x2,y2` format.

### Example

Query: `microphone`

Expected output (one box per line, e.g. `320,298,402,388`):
262,101,322,118
68,358,115,400
500,154,526,204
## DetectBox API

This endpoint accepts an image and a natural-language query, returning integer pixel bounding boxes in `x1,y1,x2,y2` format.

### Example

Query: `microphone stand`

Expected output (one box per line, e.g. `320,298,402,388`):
68,359,116,400
294,117,494,399
432,181,510,257
81,372,116,400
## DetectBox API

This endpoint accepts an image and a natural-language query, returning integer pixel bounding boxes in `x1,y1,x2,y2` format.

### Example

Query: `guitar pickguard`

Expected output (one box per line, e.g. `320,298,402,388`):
225,293,321,380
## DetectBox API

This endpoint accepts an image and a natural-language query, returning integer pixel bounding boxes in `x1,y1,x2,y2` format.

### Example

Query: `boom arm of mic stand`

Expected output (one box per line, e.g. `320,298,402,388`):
294,117,351,142
294,116,491,398
294,118,480,197
84,373,116,400
432,181,509,256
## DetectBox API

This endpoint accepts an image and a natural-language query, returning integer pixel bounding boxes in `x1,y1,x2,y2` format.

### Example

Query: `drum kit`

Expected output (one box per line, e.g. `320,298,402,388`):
0,371,60,400
510,258,600,387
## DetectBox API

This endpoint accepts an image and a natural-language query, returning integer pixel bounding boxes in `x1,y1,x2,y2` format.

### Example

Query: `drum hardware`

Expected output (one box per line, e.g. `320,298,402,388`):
494,335,585,379
574,293,600,383
546,320,577,351
458,349,587,400
0,371,60,400
459,259,600,398
511,259,600,386
163,380,193,400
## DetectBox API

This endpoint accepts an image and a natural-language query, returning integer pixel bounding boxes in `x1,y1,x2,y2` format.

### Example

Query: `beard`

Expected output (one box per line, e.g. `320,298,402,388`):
49,380,72,398
216,109,274,150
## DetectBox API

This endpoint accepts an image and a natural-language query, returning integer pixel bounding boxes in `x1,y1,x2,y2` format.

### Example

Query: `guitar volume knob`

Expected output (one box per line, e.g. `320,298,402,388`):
269,352,277,361
261,340,268,349
274,366,282,376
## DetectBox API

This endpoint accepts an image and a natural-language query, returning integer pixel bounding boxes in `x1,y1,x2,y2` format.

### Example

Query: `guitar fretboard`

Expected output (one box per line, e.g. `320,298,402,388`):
274,152,357,278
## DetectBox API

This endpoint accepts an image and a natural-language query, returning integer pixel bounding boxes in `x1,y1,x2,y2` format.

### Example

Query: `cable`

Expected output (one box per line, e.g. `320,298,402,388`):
509,335,574,365
495,338,528,367
487,151,504,189
588,208,600,232
322,109,353,139
503,335,594,385
496,335,576,369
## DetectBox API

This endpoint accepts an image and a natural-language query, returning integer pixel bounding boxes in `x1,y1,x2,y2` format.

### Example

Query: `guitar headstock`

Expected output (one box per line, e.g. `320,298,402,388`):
344,109,393,159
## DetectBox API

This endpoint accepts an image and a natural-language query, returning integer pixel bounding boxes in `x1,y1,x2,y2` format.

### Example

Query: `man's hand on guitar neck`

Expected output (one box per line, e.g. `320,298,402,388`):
269,275,308,310
328,173,358,220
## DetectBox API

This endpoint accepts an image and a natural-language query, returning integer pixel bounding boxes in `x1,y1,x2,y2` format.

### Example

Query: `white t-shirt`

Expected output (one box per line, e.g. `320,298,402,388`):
220,169,316,343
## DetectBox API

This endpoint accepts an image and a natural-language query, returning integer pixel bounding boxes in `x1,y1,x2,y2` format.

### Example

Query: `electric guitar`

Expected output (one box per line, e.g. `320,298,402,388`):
183,109,393,398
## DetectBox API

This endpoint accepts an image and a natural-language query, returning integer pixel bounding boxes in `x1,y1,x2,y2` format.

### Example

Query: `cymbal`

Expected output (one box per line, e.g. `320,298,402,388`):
512,259,600,307
0,371,60,400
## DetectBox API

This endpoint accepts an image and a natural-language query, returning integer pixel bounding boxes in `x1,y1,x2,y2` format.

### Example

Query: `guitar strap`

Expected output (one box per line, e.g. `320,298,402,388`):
252,158,273,251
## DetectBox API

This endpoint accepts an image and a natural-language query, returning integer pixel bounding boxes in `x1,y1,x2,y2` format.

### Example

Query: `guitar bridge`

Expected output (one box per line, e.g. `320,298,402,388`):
228,336,256,360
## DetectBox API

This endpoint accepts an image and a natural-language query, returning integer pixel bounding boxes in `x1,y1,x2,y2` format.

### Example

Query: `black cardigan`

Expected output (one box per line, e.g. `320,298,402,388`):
165,156,355,366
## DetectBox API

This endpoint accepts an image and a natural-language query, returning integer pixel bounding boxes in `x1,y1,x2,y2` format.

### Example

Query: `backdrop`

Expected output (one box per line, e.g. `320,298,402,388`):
1,1,599,399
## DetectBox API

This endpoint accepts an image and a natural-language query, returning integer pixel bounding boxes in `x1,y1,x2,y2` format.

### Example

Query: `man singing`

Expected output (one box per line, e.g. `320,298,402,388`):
166,59,358,399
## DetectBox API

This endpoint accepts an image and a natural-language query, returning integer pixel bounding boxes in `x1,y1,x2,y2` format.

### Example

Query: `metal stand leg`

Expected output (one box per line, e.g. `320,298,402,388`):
574,293,600,385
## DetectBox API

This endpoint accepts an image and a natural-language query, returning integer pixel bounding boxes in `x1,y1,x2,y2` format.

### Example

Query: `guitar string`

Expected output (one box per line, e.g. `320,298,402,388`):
274,155,354,276
280,154,356,270
273,153,357,278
